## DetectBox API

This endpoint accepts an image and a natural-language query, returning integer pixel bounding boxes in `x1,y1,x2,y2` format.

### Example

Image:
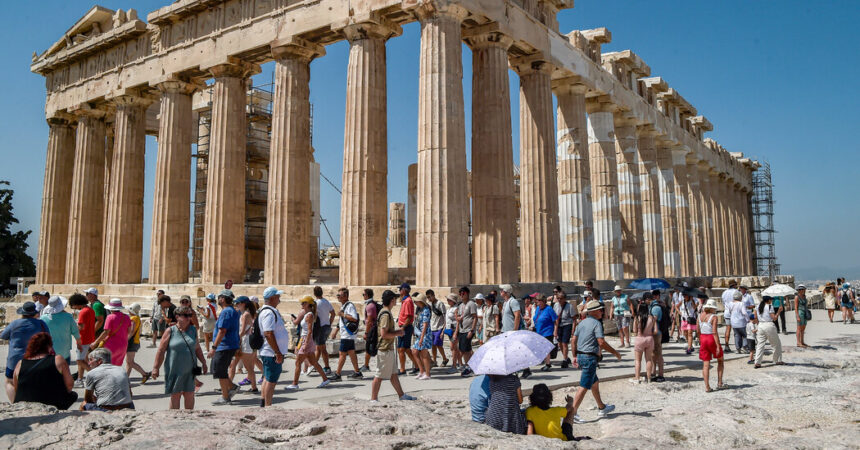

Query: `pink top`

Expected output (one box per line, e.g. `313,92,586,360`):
103,312,131,365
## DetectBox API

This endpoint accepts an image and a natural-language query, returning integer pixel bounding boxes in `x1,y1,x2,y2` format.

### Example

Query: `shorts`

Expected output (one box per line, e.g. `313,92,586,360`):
443,328,454,339
154,320,168,334
681,321,697,332
577,354,599,389
375,349,396,379
83,402,135,411
127,342,140,353
339,339,356,353
314,325,331,346
212,349,237,379
614,315,630,330
240,335,253,354
432,330,444,347
5,367,13,379
557,324,573,344
484,330,498,341
458,332,473,353
698,334,723,362
261,356,283,383
77,344,91,361
297,336,316,355
202,319,216,333
397,324,414,349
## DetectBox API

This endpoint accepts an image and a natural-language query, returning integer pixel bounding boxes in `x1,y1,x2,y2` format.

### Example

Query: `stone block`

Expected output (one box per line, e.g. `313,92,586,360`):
387,247,409,268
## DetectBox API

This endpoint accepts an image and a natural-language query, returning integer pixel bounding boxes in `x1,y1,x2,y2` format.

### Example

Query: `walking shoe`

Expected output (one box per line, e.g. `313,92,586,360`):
409,367,421,375
359,365,370,373
304,367,314,376
461,367,473,377
747,360,755,364
724,345,731,353
285,384,300,390
328,373,342,381
348,371,364,379
441,359,449,367
74,379,84,388
573,414,585,424
323,367,332,375
685,348,692,355
560,359,570,369
540,364,551,372
521,368,532,379
317,379,331,388
213,397,232,406
238,377,251,386
597,404,615,417
398,370,407,376
258,377,264,384
248,388,260,394
228,384,240,399
399,394,416,401
140,372,151,385
446,367,459,374
650,375,665,383
418,374,431,380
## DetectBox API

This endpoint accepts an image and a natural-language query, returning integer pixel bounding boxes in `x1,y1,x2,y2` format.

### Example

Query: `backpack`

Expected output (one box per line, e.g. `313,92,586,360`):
311,314,323,343
367,309,390,357
843,291,851,304
249,306,281,351
342,301,359,334
657,302,671,343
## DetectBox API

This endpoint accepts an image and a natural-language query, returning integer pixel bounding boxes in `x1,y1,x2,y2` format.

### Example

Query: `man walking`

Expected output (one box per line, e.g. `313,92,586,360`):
499,284,530,378
456,287,477,376
427,290,448,367
553,287,575,368
361,289,378,373
396,283,419,374
313,286,335,375
648,291,666,382
721,280,739,352
258,287,289,407
571,300,621,423
86,288,106,338
370,290,416,402
329,288,363,381
40,295,80,365
149,290,165,348
31,291,50,315
208,290,240,405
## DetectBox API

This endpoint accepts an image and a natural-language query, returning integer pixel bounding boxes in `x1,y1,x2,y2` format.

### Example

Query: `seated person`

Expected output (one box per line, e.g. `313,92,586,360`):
469,374,490,423
80,348,134,411
12,332,78,409
525,383,589,441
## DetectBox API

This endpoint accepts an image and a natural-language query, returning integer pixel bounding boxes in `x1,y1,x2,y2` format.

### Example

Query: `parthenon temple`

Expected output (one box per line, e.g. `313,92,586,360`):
30,0,759,297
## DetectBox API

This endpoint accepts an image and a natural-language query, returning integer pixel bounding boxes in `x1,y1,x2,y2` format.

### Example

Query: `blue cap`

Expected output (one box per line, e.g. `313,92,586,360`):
399,283,411,292
235,296,250,304
218,289,234,299
263,286,284,299
206,293,216,301
749,313,756,320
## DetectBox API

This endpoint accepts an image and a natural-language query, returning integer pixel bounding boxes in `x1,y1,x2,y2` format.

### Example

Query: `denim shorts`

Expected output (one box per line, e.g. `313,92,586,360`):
397,324,414,349
577,354,599,389
339,339,356,353
557,324,573,344
261,356,283,383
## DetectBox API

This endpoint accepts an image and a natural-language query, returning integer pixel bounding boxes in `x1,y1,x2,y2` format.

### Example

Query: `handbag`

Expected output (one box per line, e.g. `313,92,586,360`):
176,326,203,376
804,309,812,321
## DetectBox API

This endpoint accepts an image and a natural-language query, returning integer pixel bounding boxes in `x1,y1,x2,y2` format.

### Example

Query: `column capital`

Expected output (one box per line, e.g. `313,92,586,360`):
585,96,617,114
510,53,553,76
271,36,326,63
551,76,587,95
337,14,402,42
636,123,659,137
154,79,204,95
204,57,261,79
107,92,156,109
463,24,514,50
69,103,107,120
612,111,638,128
47,111,76,126
412,2,469,23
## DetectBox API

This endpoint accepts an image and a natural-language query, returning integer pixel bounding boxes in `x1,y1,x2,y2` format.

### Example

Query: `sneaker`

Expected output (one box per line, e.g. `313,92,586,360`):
238,377,251,386
573,414,585,424
409,367,420,375
359,365,371,373
441,359,449,367
560,359,570,369
747,360,755,365
285,384,300,390
248,388,260,394
461,368,473,377
597,404,615,417
540,364,551,372
323,367,332,375
447,367,459,374
628,378,641,384
724,345,731,353
399,394,416,401
369,399,379,404
304,367,314,376
228,384,240,399
418,374,431,380
328,373,342,381
317,379,331,388
140,372,151,385
258,377,264,384
213,397,232,406
74,379,84,388
654,376,665,382
348,371,364,379
521,368,532,379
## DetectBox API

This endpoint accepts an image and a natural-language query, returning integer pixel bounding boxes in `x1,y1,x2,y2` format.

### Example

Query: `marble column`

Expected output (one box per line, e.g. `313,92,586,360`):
672,147,693,277
339,21,399,286
656,142,680,277
741,189,753,275
686,158,704,276
407,163,417,268
709,171,726,276
696,163,715,276
637,127,664,278
587,99,623,280
614,116,644,278
65,109,107,284
102,95,151,284
202,60,259,284
415,5,470,286
555,82,595,281
388,203,406,247
730,183,742,275
36,115,76,284
265,40,321,285
717,174,732,276
149,80,198,284
467,31,518,285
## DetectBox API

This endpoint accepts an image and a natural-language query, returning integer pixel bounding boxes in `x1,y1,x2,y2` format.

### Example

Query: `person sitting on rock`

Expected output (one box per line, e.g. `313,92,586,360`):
525,383,590,441
80,347,134,411
12,332,78,410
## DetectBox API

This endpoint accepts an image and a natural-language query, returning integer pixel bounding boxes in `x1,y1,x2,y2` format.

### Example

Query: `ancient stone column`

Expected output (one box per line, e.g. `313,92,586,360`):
637,127,664,278
741,189,753,275
149,80,198,284
102,94,151,284
708,171,726,275
614,115,644,278
65,109,107,284
729,183,742,275
339,21,400,286
407,163,417,268
686,157,704,276
672,147,693,277
656,142,680,277
36,115,76,284
555,82,596,282
415,5,470,286
587,99,623,280
467,31,518,285
201,60,259,284
717,174,732,276
516,60,561,283
265,40,321,285
696,162,715,276
388,202,406,247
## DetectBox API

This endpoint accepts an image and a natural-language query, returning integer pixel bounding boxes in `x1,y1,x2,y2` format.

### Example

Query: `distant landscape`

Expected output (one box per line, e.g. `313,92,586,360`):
784,265,860,284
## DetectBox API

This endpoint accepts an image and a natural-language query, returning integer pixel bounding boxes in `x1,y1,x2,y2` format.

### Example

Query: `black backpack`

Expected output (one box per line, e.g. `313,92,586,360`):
657,302,671,343
249,306,280,351
367,309,390,357
342,301,360,334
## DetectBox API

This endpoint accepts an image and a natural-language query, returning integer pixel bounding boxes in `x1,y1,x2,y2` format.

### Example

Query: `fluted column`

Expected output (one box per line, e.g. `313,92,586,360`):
339,21,400,286
587,99,623,280
656,142,680,277
637,127,664,278
467,31,518,284
716,174,732,275
614,116,644,278
687,158,704,276
741,189,753,275
202,60,259,284
729,183,742,275
265,40,321,285
36,115,76,284
555,82,595,281
149,80,198,284
415,5,470,286
407,163,417,268
672,147,692,277
388,203,406,247
697,163,715,276
66,109,107,284
709,171,725,275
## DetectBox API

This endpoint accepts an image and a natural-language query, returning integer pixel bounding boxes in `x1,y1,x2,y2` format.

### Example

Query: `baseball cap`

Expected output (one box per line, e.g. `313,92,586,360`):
206,293,216,301
797,284,806,290
299,295,315,305
235,296,250,304
398,283,411,292
84,288,98,295
499,284,513,293
32,290,50,297
263,286,284,299
218,289,235,298
445,293,458,302
474,293,485,300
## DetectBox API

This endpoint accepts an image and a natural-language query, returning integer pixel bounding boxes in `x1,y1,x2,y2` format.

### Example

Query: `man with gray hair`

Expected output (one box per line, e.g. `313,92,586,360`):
81,348,134,411
499,284,530,379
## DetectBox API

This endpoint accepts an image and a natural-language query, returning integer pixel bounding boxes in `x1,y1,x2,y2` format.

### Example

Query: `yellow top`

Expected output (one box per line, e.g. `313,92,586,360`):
525,406,568,441
130,315,141,344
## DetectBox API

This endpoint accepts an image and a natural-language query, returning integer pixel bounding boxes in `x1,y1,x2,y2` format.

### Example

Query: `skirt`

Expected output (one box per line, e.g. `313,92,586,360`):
297,335,316,356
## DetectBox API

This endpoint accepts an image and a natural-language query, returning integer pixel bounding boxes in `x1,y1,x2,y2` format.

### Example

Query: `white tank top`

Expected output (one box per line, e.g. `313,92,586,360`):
699,313,715,335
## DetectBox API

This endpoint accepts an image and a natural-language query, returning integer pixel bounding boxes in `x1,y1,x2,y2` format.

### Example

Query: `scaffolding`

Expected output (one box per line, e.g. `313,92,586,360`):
751,160,779,278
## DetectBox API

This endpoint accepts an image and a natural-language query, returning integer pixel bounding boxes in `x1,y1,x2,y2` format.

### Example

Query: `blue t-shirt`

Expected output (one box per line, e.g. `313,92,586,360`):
41,311,80,360
533,305,558,337
1,318,49,373
469,374,491,423
573,315,603,354
215,306,240,351
650,301,663,322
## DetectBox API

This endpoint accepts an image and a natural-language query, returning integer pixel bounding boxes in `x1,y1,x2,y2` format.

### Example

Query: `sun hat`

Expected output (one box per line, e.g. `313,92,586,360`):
697,293,709,300
299,295,315,305
263,286,284,299
614,285,622,291
474,293,485,301
797,284,806,290
413,293,428,305
499,284,513,294
218,289,235,299
46,295,66,314
733,291,742,300
206,293,216,301
84,288,98,296
703,299,718,310
180,295,192,302
585,300,603,312
583,290,593,297
129,303,141,315
250,296,260,305
728,279,738,287
17,301,37,316
446,293,458,302
105,298,126,311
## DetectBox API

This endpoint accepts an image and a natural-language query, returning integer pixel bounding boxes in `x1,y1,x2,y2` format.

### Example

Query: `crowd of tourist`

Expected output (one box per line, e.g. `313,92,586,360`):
2,276,857,442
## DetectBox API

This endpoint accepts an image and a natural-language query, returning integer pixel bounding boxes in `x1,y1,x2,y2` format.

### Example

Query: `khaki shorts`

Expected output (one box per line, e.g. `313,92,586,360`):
375,349,397,379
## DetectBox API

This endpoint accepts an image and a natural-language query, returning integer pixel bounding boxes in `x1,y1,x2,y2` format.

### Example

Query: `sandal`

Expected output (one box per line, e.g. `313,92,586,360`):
705,388,714,393
717,384,726,390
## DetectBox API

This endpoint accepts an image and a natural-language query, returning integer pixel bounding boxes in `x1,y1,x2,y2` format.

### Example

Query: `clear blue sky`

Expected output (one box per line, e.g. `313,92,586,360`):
2,1,858,281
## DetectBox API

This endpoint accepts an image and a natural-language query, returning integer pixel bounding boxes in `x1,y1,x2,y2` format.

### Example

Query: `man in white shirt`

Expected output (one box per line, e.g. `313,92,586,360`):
670,286,683,342
313,286,336,375
740,285,755,312
258,287,290,407
721,280,740,352
724,290,750,354
329,288,363,381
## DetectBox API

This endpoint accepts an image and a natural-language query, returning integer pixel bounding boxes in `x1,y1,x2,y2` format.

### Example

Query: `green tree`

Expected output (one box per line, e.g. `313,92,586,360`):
0,181,35,295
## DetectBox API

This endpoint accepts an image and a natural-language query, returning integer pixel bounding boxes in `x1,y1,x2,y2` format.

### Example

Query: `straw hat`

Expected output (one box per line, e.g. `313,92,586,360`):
105,298,126,311
703,299,718,311
585,300,603,312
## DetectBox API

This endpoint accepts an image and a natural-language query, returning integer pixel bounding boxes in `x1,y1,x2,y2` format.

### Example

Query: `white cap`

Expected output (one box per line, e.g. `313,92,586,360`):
499,284,513,294
84,288,98,295
474,293,485,300
614,285,622,291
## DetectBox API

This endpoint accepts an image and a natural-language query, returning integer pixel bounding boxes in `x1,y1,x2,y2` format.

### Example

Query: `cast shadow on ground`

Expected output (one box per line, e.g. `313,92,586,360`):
0,410,88,435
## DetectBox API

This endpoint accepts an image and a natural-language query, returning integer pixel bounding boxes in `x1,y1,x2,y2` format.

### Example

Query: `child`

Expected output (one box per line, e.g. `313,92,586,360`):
745,313,757,364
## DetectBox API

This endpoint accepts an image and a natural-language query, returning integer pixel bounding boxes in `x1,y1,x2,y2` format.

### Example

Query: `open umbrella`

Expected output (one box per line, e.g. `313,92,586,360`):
468,330,555,375
762,284,796,297
628,278,671,290
683,287,705,298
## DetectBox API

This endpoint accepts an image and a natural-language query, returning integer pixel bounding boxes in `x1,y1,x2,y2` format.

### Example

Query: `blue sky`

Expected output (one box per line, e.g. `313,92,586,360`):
2,1,858,280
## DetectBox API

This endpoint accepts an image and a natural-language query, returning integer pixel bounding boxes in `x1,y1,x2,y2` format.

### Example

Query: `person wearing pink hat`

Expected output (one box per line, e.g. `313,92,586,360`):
92,299,132,367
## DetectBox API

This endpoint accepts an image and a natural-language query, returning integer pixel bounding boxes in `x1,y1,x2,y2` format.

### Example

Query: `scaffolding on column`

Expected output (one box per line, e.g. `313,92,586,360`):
751,160,779,278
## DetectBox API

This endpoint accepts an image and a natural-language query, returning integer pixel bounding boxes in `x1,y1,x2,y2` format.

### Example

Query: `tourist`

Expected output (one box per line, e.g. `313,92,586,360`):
370,290,415,402
312,286,335,376
286,296,331,390
500,284,522,333
552,287,576,369
740,285,756,313
474,294,485,343
444,293,461,373
584,280,601,303
670,285,683,342
630,301,656,384
794,285,811,348
571,300,621,423
482,293,500,342
125,303,151,383
469,374,490,423
208,290,240,405
724,290,750,354
522,295,535,331
608,285,633,348
179,296,199,328
680,290,698,355
745,313,757,364
427,290,449,367
485,373,526,434
86,288,106,338
151,305,207,409
648,291,667,382
457,286,478,376
698,299,725,392
330,288,363,381
396,283,419,375
361,288,378,372
149,290,165,348
754,296,784,368
69,294,94,387
772,295,788,334
39,295,79,365
198,293,219,352
228,296,258,393
91,298,132,367
410,293,433,380
31,290,50,315
823,283,838,323
525,383,580,441
532,293,558,371
257,287,289,407
11,332,77,409
839,283,855,324
81,348,134,411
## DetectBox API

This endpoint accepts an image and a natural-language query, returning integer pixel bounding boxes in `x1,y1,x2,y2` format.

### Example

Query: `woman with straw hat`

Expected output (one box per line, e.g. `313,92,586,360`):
92,298,132,367
411,293,433,380
697,299,725,392
286,296,331,390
